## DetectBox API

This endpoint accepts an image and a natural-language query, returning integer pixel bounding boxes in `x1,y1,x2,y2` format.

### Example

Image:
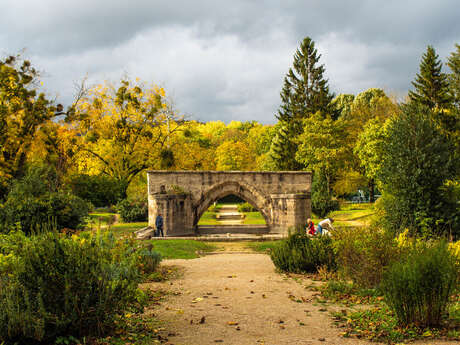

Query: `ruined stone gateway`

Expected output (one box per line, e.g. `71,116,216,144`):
147,171,312,236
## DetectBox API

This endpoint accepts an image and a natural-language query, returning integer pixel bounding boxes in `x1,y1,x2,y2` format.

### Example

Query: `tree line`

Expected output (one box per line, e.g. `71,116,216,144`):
0,39,459,237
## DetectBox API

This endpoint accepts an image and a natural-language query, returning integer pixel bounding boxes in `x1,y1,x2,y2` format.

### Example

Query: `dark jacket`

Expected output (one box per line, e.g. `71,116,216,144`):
155,215,163,229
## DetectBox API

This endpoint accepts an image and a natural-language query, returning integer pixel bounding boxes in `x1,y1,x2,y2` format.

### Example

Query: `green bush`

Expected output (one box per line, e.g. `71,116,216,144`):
270,232,336,273
0,168,90,234
116,199,148,222
136,247,162,274
311,171,340,218
381,241,458,327
0,230,143,344
333,226,399,288
237,202,256,212
69,174,125,207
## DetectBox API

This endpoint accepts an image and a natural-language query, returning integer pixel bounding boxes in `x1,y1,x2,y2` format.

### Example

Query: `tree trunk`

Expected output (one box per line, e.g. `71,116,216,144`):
368,179,375,203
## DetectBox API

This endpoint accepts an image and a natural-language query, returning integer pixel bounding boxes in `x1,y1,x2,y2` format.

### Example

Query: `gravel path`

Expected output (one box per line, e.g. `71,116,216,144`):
146,253,456,345
146,253,380,345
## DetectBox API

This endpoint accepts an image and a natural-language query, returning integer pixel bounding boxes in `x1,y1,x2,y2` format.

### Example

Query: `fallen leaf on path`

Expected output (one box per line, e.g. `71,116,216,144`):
227,321,239,325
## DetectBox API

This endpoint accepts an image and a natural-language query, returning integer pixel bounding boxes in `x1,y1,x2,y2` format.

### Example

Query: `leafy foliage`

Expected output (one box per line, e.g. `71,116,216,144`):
0,167,90,234
378,103,459,237
237,202,256,212
270,232,336,273
116,198,148,223
69,173,125,207
448,43,460,110
70,80,181,198
0,230,145,344
215,141,256,171
333,226,399,288
382,241,458,327
0,56,57,196
311,170,339,218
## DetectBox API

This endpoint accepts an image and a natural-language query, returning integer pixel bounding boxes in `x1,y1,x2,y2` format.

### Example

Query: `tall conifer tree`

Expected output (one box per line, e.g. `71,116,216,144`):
271,37,334,171
408,45,451,110
267,123,302,171
276,37,335,123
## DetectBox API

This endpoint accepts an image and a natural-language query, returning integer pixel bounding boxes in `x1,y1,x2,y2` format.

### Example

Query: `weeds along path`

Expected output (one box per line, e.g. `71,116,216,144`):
145,253,381,345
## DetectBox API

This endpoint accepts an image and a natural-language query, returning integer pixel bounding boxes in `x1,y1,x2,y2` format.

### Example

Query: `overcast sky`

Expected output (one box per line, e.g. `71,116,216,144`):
1,0,459,123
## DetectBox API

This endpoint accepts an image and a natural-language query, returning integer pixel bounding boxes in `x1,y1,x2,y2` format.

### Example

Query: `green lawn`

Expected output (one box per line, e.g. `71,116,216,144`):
246,241,279,253
242,211,266,225
146,239,217,259
197,211,219,225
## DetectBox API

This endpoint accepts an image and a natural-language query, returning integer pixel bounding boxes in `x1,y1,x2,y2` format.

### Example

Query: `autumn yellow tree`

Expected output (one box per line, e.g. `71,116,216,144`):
0,56,57,196
69,80,181,198
215,141,256,171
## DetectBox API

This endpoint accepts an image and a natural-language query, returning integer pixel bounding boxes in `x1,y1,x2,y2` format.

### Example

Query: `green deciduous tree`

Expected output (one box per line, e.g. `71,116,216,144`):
447,43,460,110
71,80,181,198
296,113,350,193
378,103,459,238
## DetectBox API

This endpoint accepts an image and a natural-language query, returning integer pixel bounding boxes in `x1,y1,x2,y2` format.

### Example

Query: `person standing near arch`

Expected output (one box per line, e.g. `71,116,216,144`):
155,212,164,237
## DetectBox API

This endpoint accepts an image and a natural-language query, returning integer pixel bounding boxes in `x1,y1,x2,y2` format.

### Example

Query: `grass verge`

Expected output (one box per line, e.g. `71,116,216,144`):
246,241,279,253
147,240,217,259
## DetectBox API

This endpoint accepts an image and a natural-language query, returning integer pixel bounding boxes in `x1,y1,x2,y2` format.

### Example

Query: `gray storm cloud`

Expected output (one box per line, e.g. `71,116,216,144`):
1,0,458,123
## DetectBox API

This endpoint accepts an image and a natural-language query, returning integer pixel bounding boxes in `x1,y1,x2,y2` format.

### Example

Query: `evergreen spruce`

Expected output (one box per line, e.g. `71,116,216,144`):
408,45,451,110
271,37,335,171
276,37,335,123
267,122,302,170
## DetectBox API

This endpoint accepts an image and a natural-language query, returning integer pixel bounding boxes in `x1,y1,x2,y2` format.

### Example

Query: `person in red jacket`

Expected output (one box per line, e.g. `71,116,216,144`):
306,218,316,236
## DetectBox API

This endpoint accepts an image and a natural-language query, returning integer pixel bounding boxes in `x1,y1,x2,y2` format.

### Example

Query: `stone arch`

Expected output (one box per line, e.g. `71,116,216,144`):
193,181,271,226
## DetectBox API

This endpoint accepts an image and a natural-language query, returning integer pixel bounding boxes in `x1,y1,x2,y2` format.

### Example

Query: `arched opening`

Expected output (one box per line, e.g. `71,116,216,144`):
198,194,267,226
194,181,270,235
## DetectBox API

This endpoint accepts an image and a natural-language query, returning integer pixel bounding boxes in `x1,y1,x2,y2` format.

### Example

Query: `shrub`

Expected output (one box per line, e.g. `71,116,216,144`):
270,232,336,273
116,199,148,222
0,168,90,234
333,226,399,288
69,174,124,207
237,202,256,212
0,230,143,344
136,247,162,274
381,241,458,327
311,171,340,218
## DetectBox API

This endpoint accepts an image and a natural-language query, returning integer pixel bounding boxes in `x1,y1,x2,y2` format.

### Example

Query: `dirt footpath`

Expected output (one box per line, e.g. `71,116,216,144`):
146,253,455,345
146,253,380,345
